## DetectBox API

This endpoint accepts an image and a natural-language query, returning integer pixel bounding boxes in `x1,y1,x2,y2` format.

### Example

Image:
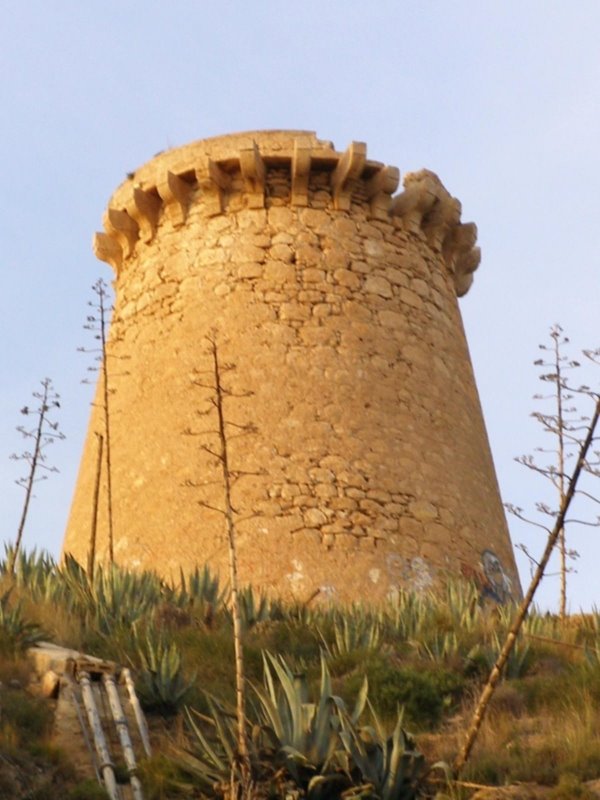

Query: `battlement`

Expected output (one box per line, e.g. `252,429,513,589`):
94,131,480,297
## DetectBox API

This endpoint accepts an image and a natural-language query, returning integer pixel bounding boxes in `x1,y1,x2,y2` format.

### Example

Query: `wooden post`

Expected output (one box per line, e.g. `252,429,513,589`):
79,670,120,800
87,433,104,580
103,673,144,800
121,668,151,757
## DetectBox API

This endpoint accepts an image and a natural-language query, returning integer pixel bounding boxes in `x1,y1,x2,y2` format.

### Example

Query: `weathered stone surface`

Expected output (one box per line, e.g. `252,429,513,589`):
40,670,60,698
364,275,393,298
63,130,519,604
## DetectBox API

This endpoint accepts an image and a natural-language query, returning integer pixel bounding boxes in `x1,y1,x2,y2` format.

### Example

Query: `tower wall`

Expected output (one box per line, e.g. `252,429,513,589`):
63,131,519,603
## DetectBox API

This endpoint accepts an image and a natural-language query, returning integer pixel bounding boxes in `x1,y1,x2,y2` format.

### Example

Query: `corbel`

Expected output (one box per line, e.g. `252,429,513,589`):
291,141,311,206
239,141,266,208
442,223,480,297
391,172,440,229
93,232,123,274
442,221,478,267
422,195,461,250
102,208,139,257
454,246,481,297
455,271,475,297
127,187,162,243
197,159,232,217
365,165,400,220
331,141,367,210
157,170,193,227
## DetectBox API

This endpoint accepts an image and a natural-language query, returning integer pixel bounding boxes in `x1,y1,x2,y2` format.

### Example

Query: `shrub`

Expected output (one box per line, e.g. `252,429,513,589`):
345,656,464,729
0,684,53,749
67,780,111,799
550,774,598,799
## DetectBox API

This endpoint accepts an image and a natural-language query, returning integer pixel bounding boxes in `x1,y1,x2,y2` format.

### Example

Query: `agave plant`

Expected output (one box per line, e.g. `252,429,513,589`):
442,579,482,633
469,632,532,680
232,586,284,630
0,590,46,655
519,607,560,640
410,631,460,663
52,555,163,634
379,590,431,643
168,564,224,614
179,652,360,796
0,545,57,598
179,651,438,798
179,696,244,789
92,563,163,631
134,627,195,715
319,611,382,659
252,651,362,782
338,706,433,800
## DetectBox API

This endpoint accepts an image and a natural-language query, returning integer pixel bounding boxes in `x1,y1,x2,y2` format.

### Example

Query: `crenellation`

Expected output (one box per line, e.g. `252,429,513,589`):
65,130,520,604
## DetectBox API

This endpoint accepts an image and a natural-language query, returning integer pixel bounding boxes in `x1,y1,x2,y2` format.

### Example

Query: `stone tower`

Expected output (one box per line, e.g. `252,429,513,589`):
63,130,519,603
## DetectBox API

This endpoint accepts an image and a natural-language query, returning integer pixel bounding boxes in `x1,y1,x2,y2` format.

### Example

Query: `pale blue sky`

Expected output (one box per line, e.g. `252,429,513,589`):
1,2,599,610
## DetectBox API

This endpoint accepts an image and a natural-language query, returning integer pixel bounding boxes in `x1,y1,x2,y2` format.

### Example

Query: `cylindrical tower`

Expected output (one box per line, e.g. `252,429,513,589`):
63,130,519,603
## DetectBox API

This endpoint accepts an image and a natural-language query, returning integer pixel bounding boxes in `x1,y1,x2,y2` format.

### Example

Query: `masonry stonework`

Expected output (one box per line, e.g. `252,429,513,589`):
63,130,520,603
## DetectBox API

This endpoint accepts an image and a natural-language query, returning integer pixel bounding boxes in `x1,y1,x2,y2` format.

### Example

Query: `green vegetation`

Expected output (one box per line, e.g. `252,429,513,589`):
3,548,600,797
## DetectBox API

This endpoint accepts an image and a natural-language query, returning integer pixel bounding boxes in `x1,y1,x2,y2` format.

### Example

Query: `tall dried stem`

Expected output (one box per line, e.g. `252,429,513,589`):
206,335,251,793
9,378,64,575
87,432,104,580
552,331,567,619
512,325,590,618
80,278,115,563
453,392,600,776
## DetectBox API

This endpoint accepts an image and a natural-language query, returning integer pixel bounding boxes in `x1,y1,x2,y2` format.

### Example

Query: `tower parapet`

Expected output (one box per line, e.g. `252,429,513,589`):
64,130,519,603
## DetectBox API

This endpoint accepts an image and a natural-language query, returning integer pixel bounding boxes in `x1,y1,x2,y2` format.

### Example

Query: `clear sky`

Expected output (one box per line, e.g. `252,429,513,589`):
1,1,598,611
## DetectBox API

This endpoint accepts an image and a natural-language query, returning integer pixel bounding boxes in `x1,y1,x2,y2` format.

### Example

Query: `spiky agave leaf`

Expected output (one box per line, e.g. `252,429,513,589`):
252,652,346,782
134,628,195,714
0,589,46,654
339,704,430,800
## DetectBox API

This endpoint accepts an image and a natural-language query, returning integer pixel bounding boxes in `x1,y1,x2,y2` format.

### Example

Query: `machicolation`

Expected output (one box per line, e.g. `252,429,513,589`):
63,130,520,604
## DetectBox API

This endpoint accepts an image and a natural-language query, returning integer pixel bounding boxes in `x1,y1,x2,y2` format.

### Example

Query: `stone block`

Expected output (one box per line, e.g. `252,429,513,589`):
303,268,326,282
333,268,361,290
264,261,296,283
280,302,310,321
269,243,294,262
304,508,328,527
409,500,438,523
364,275,393,298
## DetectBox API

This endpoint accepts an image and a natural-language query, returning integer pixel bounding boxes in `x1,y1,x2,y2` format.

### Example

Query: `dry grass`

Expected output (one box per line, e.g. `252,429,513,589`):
439,684,600,787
